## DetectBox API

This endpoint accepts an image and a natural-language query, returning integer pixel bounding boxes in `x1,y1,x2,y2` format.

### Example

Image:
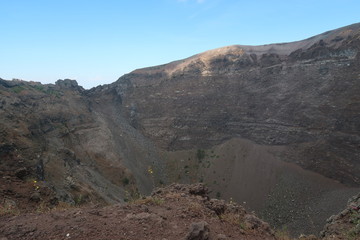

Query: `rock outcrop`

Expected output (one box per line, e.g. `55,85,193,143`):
321,193,360,239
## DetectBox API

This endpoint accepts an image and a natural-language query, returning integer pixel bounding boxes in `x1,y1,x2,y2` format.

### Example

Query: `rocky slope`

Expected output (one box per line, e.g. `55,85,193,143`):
90,23,360,235
0,183,304,240
321,192,360,239
1,23,360,237
0,79,167,207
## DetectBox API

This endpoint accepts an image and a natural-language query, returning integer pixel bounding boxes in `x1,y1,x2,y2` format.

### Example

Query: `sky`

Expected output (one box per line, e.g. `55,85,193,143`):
0,0,359,89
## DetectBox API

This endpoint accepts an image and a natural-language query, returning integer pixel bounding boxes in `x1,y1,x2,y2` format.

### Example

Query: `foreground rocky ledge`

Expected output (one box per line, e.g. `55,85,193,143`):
0,184,294,240
1,183,358,239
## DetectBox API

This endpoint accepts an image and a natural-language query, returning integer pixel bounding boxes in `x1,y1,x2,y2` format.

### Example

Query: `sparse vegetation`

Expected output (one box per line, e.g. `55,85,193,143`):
199,176,204,182
52,201,75,211
216,191,221,198
31,84,62,97
275,226,292,240
196,149,205,161
187,202,204,217
74,194,85,206
11,85,25,93
122,177,130,186
131,196,164,206
0,205,20,216
124,188,142,203
151,197,165,205
33,85,45,92
147,166,154,175
349,209,360,224
36,202,51,213
219,212,246,229
347,210,360,239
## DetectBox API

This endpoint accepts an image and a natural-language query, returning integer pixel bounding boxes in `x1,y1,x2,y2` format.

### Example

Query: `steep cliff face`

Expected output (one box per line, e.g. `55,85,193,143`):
0,79,165,206
105,23,360,187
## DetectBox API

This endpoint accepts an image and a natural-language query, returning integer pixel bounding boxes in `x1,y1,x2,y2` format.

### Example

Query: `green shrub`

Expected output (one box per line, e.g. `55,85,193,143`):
196,149,205,161
122,177,130,185
11,86,25,93
33,85,45,92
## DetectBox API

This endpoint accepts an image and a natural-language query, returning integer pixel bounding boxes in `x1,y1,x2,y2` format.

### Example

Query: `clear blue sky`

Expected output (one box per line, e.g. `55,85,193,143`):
1,0,359,89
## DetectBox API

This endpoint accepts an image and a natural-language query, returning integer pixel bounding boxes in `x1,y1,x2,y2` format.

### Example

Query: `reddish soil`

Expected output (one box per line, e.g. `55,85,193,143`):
0,172,59,214
0,184,278,240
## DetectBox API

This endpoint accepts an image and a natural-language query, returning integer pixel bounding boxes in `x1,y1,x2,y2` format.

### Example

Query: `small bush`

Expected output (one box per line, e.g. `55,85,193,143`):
275,226,292,240
0,205,20,216
74,194,85,206
196,149,205,161
347,210,360,239
33,85,45,92
216,192,221,198
11,86,25,93
122,177,130,186
219,212,246,228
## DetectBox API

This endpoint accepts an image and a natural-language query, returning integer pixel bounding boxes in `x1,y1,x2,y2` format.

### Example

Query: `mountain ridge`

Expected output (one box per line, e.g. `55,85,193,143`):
126,22,360,79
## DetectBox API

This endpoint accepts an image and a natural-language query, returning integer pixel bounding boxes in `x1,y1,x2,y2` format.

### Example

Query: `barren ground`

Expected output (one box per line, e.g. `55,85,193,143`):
0,184,278,240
